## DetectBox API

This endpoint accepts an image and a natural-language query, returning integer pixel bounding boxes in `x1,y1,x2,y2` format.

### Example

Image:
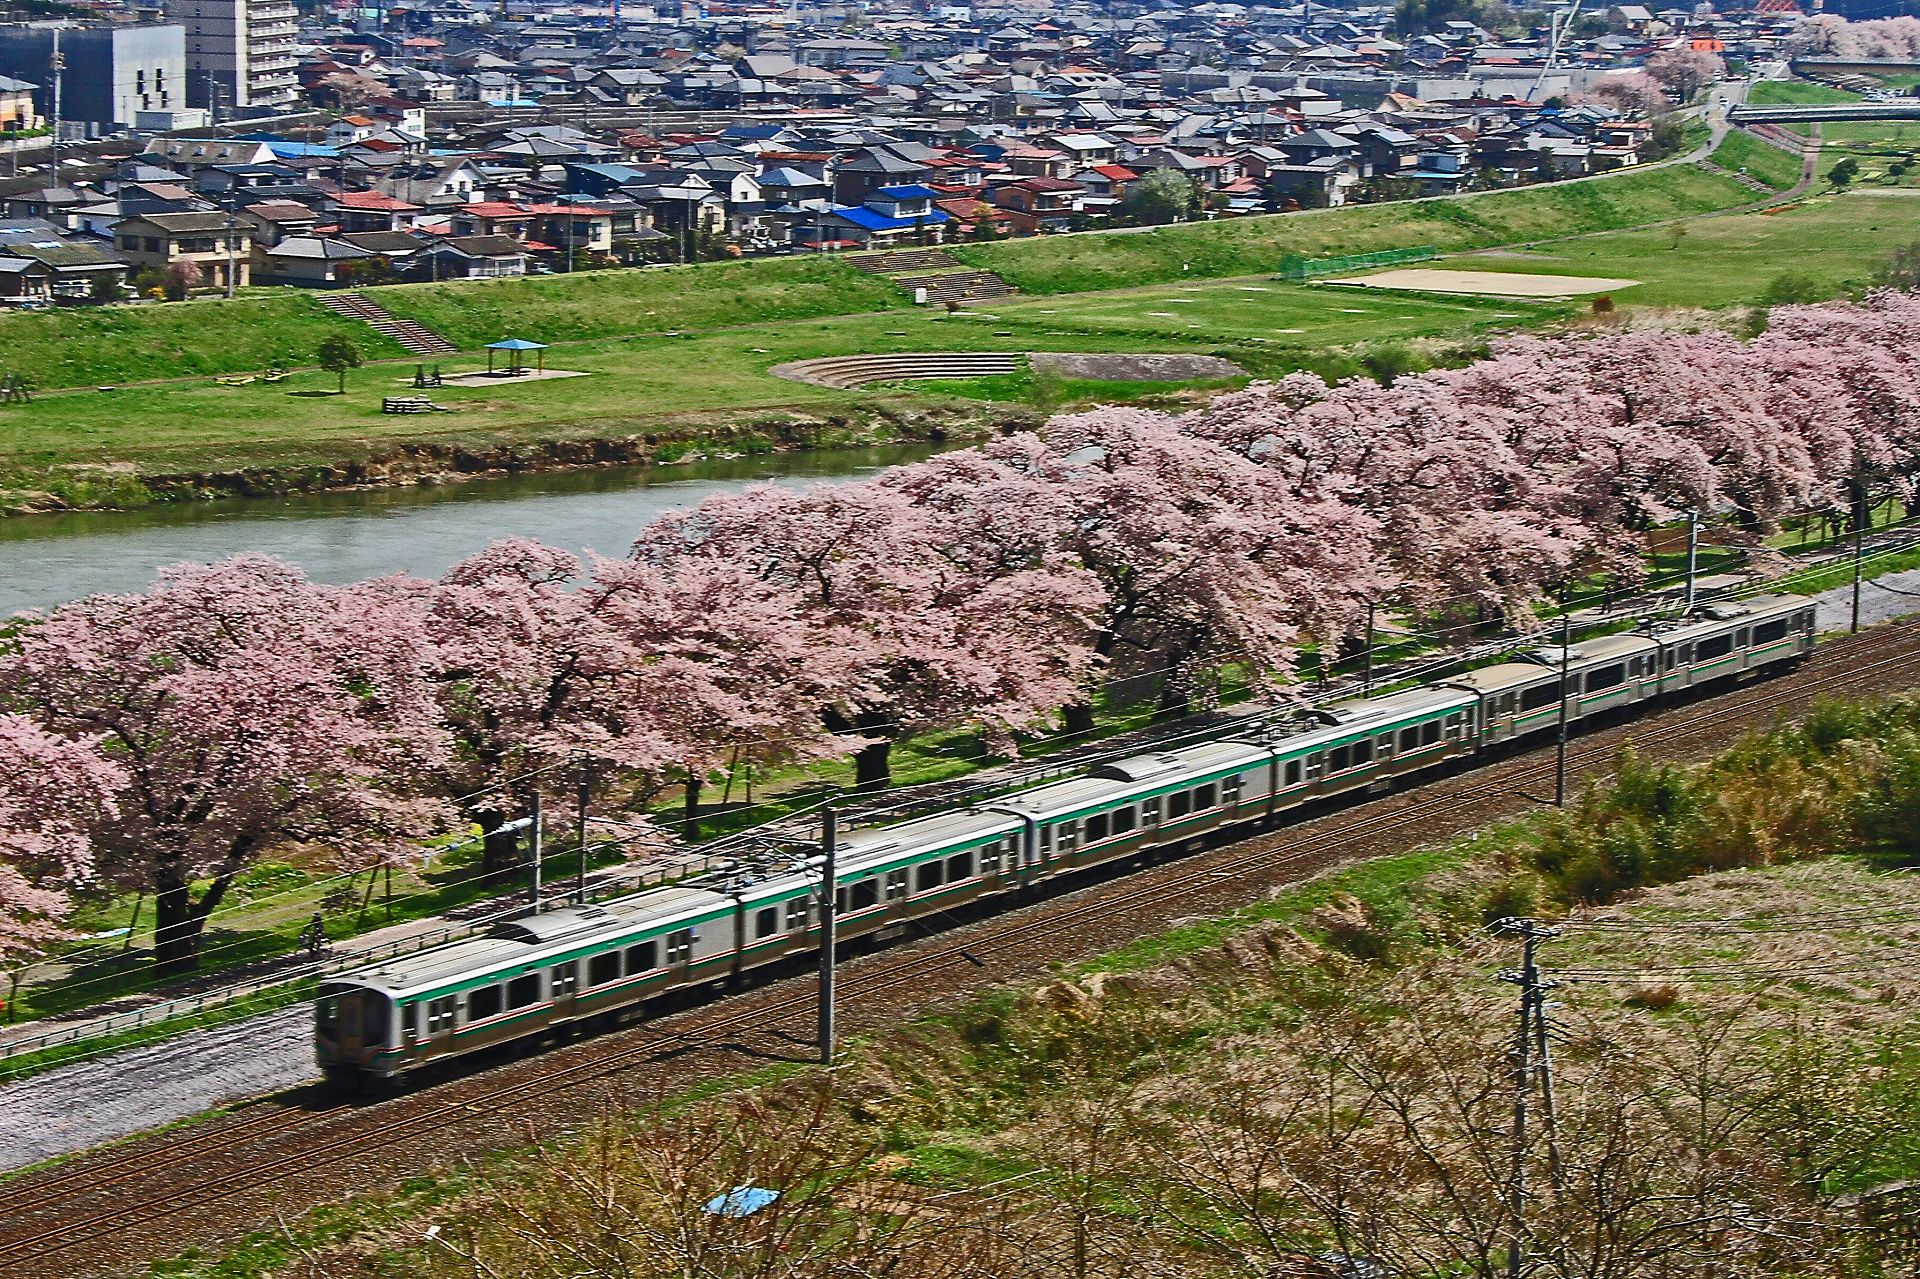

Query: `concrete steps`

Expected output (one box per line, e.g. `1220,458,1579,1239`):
892,269,1021,305
848,248,965,275
319,292,459,356
769,351,1023,389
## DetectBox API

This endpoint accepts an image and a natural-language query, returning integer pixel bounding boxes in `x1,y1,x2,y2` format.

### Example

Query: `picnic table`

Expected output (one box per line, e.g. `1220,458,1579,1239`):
382,395,451,414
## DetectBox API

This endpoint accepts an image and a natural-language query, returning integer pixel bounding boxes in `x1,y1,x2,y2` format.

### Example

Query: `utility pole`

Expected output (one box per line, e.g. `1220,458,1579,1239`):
1361,598,1377,697
575,758,591,903
225,184,239,299
1498,918,1560,1279
1683,508,1699,611
48,28,62,182
528,790,543,910
1852,479,1867,635
817,806,838,1066
1554,593,1572,807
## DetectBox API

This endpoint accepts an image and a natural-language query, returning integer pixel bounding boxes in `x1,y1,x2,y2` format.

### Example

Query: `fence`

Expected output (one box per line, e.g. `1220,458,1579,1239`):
1276,246,1438,282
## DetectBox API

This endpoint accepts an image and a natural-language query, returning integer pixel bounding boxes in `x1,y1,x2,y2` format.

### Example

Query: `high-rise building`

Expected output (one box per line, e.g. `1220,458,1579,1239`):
179,0,298,112
0,22,188,130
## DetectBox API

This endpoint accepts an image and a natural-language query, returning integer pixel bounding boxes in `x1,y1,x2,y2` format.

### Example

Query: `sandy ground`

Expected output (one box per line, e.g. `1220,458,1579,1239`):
2,571,1913,1177
1326,267,1640,297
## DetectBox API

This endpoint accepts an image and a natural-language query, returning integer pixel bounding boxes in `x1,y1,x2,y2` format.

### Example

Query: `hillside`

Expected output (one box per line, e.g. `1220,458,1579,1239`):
177,692,1920,1279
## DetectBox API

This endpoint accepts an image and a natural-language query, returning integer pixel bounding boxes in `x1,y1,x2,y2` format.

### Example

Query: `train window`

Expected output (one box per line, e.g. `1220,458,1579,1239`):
1737,629,1749,647
1057,823,1078,852
1143,796,1162,823
885,869,909,900
1400,726,1419,751
364,997,390,1043
1223,775,1243,803
1039,826,1054,854
626,940,658,974
427,996,456,1034
1520,684,1557,713
1168,790,1192,819
552,963,578,998
402,1001,419,1039
1085,812,1110,842
1352,741,1372,767
947,851,972,881
589,951,621,987
1328,745,1350,773
1285,758,1302,786
851,879,879,910
980,842,1001,874
1587,665,1624,692
666,929,694,964
1195,783,1217,809
1696,633,1734,661
786,897,811,930
468,983,502,1021
316,993,338,1033
915,860,944,893
1753,618,1788,645
1422,720,1441,746
1376,733,1393,756
754,907,779,939
1112,806,1137,834
506,974,541,1010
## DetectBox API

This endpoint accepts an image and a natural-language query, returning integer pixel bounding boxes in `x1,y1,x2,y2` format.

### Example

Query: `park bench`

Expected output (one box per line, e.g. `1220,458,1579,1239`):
381,395,450,414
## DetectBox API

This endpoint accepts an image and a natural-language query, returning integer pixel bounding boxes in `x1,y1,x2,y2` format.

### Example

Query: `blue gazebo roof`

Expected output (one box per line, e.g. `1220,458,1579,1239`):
486,338,548,351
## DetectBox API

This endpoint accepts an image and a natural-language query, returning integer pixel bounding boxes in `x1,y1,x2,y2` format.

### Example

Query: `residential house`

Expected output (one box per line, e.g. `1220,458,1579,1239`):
111,211,249,291
415,233,527,278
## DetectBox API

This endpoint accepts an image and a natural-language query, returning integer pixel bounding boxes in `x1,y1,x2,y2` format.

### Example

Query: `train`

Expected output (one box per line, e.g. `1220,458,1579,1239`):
315,594,1816,1085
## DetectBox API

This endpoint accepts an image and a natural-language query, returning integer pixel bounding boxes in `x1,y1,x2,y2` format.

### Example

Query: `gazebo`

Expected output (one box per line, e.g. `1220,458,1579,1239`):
486,337,548,376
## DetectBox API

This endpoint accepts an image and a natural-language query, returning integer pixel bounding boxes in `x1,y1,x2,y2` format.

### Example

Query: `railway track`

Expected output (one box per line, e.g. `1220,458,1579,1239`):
6,622,1920,1275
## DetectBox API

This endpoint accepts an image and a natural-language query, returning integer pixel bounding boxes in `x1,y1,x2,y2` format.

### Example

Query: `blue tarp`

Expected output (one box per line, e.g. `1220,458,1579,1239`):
703,1185,780,1217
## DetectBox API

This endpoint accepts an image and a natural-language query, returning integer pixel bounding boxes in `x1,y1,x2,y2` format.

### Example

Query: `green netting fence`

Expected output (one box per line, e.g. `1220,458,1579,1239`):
1275,246,1439,281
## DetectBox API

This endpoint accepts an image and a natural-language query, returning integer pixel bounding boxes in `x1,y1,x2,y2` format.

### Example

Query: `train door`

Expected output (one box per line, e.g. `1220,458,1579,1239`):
550,960,579,1016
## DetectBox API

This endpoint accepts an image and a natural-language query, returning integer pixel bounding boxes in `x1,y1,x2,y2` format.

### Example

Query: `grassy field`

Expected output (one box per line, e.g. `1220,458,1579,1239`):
1747,79,1861,106
0,275,1564,490
1709,128,1806,191
952,163,1757,294
1378,193,1910,308
374,254,903,348
0,291,408,390
975,275,1555,342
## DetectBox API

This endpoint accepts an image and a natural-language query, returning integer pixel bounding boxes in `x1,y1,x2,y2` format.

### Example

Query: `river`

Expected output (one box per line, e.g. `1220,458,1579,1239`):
0,444,948,616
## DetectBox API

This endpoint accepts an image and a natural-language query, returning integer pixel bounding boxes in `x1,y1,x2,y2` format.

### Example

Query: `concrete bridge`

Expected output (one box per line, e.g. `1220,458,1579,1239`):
1789,57,1920,76
1728,102,1920,124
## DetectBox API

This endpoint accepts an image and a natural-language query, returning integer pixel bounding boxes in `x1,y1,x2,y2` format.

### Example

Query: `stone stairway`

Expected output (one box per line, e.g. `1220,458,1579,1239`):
1697,158,1776,194
847,246,1020,306
848,247,966,275
318,292,459,356
892,269,1021,306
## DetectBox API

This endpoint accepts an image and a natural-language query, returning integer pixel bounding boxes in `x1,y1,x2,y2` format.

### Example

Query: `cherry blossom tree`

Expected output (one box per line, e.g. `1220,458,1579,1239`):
637,481,1101,789
1643,46,1723,102
1582,72,1668,118
985,411,1385,723
0,716,122,1012
0,558,450,973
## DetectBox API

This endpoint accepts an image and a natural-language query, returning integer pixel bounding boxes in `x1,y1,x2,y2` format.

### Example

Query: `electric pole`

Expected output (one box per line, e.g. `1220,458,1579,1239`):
817,806,838,1065
528,790,543,910
1683,508,1699,611
1498,918,1561,1279
575,757,591,903
1554,595,1572,807
1852,478,1867,635
1361,598,1377,697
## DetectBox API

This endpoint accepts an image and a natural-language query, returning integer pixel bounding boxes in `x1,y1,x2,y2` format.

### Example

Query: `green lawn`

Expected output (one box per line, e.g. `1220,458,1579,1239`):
1748,80,1862,106
374,255,904,349
0,291,408,390
977,275,1560,346
954,164,1758,294
1710,129,1806,191
1373,193,1911,308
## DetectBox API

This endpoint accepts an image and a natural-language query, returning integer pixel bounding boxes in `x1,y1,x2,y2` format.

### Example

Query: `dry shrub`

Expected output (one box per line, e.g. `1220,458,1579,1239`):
1624,982,1682,1011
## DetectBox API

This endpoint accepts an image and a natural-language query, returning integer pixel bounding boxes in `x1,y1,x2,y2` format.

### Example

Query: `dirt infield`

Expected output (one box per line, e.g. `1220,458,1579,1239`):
1327,267,1640,297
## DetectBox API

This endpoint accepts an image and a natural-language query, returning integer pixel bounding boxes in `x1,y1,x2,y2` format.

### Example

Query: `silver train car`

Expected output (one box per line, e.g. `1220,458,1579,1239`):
317,595,1815,1083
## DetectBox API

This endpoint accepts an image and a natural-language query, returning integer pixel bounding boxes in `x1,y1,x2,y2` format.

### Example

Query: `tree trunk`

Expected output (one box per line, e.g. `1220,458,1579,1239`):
683,773,702,844
477,808,520,876
1157,679,1190,717
1062,702,1096,737
853,739,892,790
151,870,237,975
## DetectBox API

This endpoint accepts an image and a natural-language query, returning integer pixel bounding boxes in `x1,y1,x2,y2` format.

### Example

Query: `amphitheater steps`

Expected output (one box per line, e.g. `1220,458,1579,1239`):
769,352,1023,389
